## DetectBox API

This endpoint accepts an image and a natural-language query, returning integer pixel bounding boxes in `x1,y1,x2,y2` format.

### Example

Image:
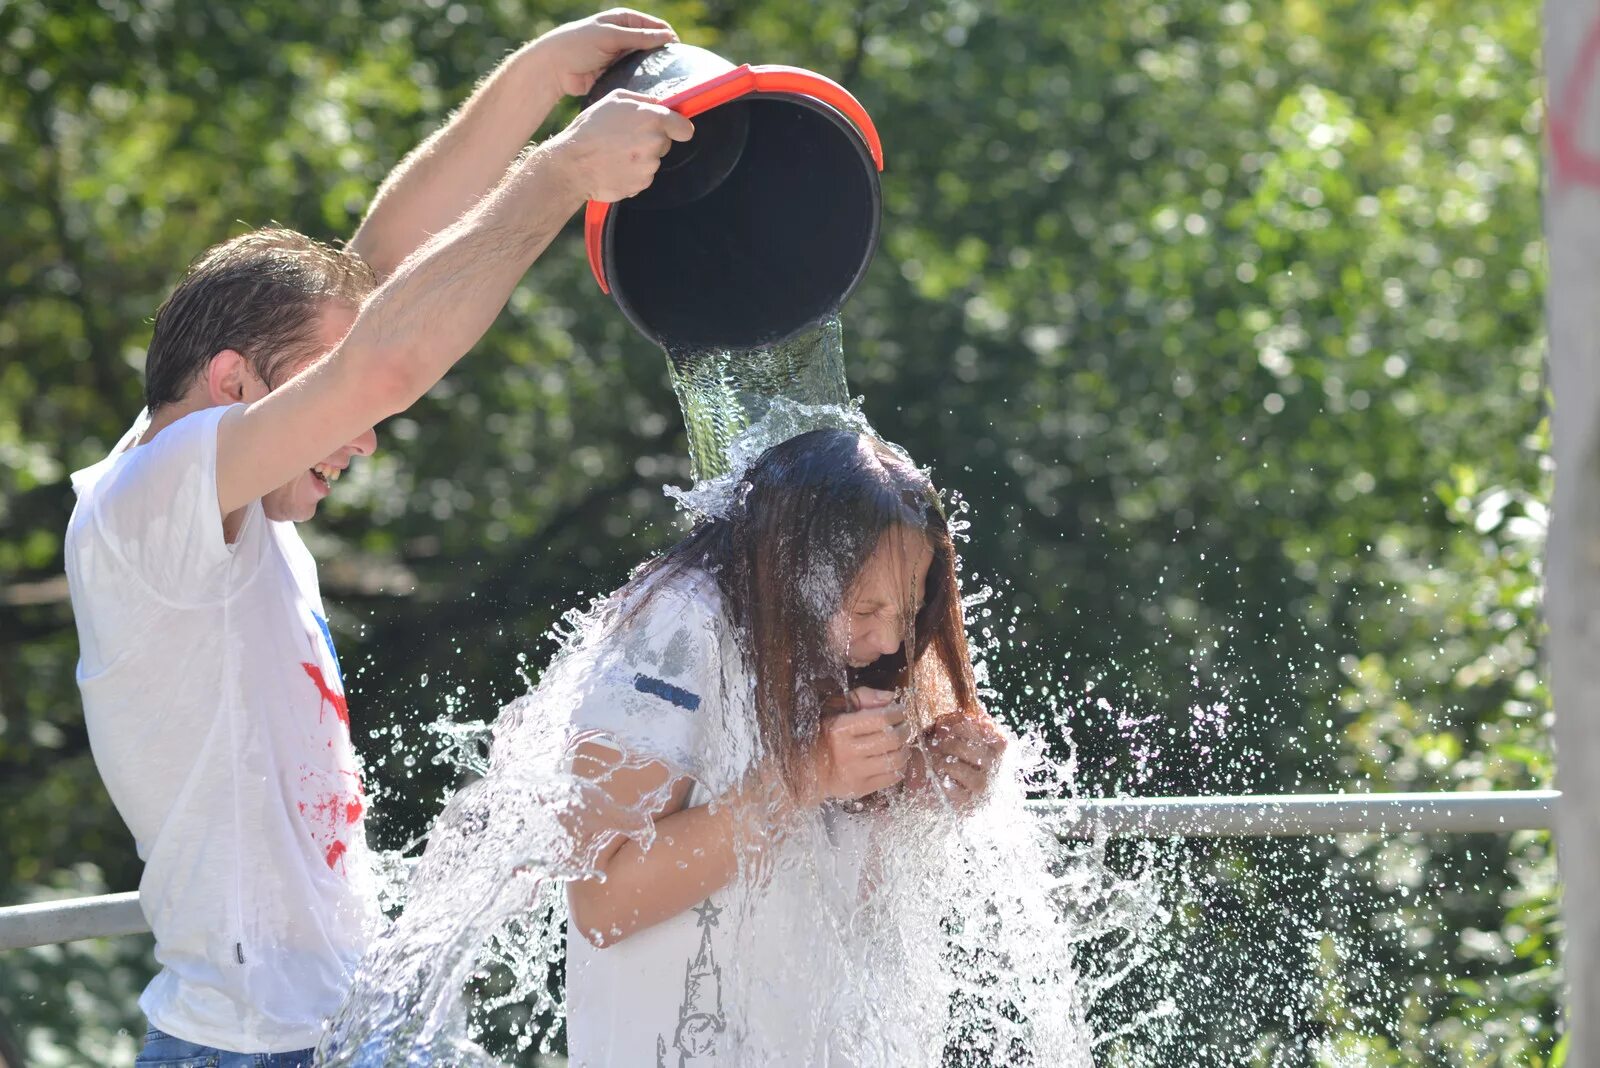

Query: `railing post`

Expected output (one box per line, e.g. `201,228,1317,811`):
1545,0,1600,1056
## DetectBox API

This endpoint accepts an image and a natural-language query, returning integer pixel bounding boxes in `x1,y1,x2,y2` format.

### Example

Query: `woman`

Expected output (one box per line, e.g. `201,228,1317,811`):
318,428,1015,1067
558,428,1007,1066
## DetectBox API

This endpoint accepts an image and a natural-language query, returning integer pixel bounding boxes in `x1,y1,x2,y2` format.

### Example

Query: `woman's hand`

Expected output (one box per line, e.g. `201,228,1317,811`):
905,713,1007,808
809,687,912,804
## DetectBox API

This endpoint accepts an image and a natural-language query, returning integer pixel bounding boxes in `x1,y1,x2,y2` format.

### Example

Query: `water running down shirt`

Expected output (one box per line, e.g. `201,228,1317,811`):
559,570,940,1067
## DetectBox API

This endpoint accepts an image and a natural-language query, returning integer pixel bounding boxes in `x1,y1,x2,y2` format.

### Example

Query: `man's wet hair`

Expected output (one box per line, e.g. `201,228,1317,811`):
144,227,376,410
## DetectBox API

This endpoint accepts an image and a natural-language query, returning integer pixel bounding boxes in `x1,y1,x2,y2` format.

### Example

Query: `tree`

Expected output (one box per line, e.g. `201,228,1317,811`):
0,1,1554,1063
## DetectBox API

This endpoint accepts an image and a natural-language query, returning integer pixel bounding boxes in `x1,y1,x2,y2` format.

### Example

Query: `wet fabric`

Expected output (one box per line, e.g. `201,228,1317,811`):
65,406,380,1052
560,569,922,1067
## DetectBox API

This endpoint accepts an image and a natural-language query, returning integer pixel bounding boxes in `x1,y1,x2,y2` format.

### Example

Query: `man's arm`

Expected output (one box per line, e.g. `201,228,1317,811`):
215,91,694,516
349,9,678,280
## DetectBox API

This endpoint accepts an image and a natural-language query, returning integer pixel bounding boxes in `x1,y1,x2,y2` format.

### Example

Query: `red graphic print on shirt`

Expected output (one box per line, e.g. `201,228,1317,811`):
296,614,364,872
297,768,366,872
301,662,350,728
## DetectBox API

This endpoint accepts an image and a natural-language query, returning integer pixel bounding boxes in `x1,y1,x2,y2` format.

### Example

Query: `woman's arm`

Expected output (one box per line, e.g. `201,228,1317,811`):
566,693,912,948
564,742,774,948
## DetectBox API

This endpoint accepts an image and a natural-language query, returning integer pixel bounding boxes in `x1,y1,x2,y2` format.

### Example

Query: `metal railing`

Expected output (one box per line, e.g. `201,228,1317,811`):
0,891,145,953
0,790,1558,953
1033,789,1557,837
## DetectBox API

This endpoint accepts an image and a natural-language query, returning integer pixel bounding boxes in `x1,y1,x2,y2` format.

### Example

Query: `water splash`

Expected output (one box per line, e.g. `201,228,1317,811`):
322,320,1178,1065
663,395,883,519
323,644,1162,1064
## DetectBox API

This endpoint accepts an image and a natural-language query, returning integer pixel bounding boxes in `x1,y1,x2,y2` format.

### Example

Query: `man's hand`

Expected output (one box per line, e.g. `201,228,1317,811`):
548,89,694,203
808,688,912,805
532,9,680,98
349,9,681,276
905,713,1007,809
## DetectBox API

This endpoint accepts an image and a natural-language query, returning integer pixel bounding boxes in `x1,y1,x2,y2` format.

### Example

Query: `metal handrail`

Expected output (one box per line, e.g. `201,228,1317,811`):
0,790,1558,953
0,891,145,953
1038,789,1558,837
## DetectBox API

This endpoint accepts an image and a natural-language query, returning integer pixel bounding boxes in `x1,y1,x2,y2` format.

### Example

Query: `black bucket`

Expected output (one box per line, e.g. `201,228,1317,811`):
582,45,883,352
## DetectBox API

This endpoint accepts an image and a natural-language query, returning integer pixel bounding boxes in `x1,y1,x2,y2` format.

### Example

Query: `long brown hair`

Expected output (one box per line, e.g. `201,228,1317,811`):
626,429,984,796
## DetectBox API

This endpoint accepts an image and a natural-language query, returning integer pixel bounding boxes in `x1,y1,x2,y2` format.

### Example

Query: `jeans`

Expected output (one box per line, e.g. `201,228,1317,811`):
134,1027,316,1067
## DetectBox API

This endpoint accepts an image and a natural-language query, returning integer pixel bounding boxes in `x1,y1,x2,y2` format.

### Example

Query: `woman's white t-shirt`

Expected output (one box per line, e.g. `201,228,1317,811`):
560,569,939,1068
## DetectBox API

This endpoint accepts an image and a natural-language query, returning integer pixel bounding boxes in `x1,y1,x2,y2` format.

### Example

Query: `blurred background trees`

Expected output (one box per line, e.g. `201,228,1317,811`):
0,0,1556,1063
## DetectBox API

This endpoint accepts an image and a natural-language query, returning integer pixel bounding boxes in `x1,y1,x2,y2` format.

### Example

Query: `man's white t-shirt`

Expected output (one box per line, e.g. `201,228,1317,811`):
561,570,939,1068
64,405,381,1053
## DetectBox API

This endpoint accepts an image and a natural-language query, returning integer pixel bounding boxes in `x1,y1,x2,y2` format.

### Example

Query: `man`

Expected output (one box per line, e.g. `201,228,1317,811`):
62,10,694,1065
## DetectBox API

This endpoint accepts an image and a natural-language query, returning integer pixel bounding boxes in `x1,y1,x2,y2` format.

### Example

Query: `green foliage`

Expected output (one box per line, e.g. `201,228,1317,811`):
0,0,1553,1064
0,871,150,1068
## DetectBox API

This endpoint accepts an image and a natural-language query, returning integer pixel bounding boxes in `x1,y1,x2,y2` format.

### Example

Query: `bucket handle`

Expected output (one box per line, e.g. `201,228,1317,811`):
584,63,884,294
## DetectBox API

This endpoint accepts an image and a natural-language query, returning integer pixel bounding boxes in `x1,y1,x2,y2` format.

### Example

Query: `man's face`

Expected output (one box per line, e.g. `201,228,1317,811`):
251,303,376,523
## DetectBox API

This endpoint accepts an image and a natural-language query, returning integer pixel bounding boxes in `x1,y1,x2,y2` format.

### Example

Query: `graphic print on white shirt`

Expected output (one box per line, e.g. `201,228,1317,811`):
656,898,728,1067
294,609,365,875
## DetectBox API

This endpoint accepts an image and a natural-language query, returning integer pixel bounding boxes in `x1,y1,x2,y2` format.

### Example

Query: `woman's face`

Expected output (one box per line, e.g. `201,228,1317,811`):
834,525,934,670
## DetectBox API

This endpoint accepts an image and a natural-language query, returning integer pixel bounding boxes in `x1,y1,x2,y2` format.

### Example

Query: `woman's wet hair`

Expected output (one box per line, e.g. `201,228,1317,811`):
625,428,983,796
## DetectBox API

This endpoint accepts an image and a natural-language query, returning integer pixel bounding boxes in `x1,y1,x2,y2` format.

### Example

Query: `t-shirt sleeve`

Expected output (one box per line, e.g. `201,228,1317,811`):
564,578,723,784
84,404,242,601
